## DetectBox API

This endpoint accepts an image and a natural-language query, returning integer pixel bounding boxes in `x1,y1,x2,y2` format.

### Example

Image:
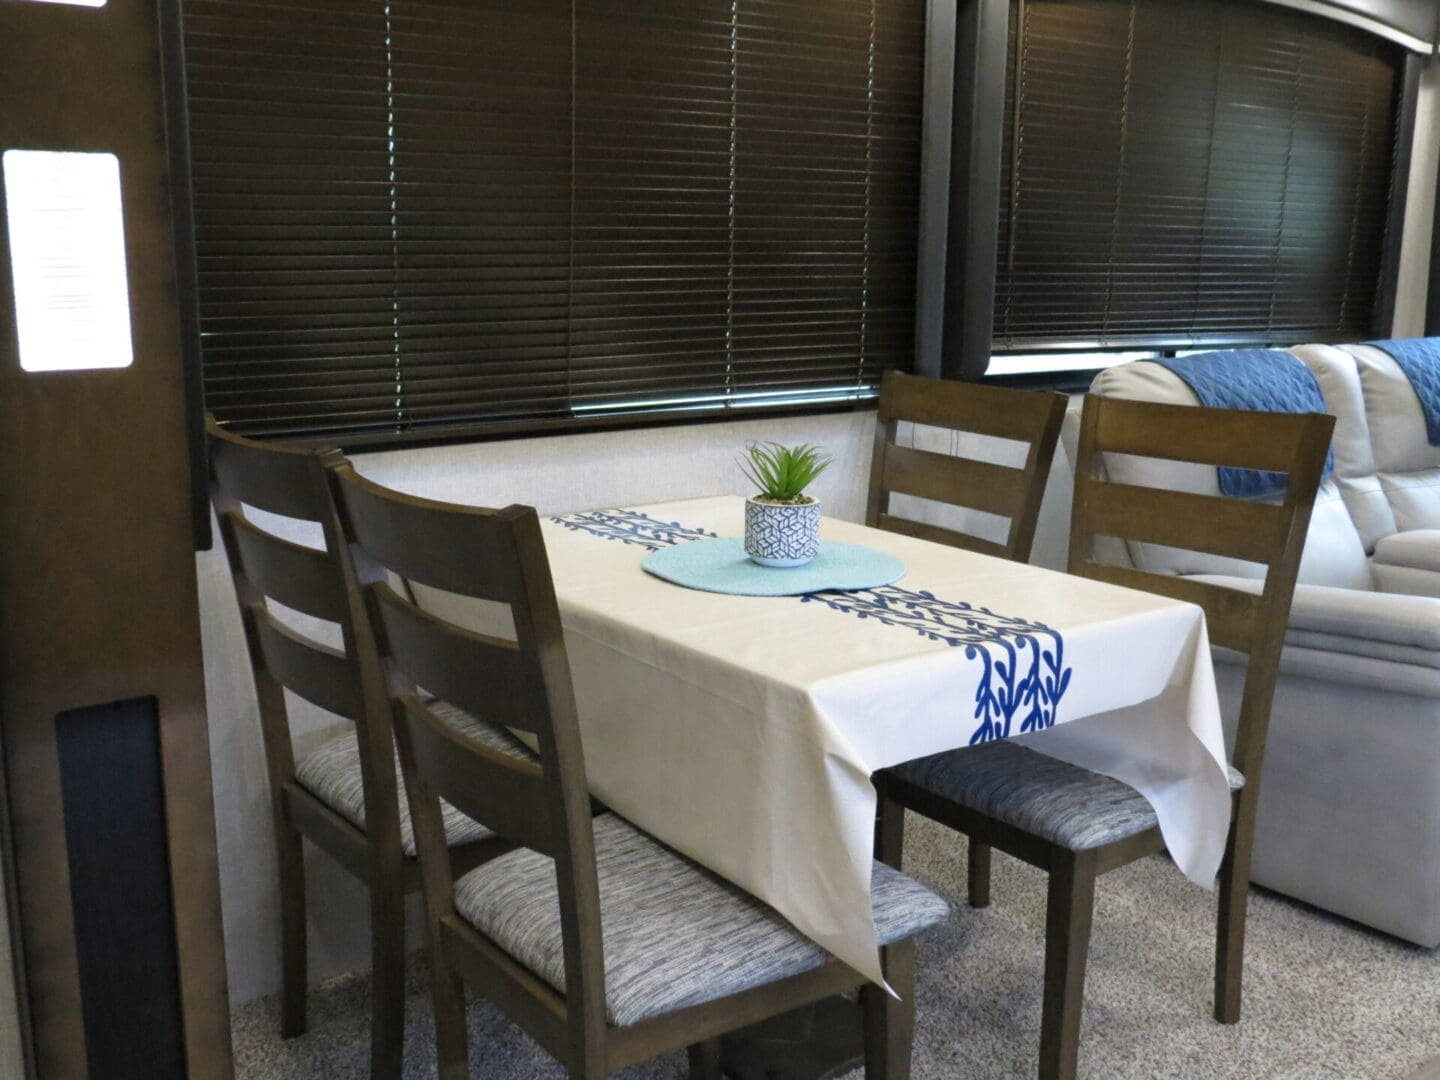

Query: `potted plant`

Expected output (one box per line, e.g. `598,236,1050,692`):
739,442,832,567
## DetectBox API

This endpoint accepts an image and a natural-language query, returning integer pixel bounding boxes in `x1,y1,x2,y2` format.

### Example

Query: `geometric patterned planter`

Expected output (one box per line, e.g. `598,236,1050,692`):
744,496,821,567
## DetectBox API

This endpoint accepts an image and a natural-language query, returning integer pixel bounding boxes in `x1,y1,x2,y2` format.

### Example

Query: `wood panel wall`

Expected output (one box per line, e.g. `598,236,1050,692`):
0,0,232,1076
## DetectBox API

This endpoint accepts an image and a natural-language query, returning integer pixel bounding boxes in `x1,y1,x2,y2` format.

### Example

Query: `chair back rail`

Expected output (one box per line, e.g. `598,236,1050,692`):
250,606,357,720
398,696,556,856
370,583,541,733
227,512,346,623
324,461,609,1058
866,370,1067,562
1067,395,1335,782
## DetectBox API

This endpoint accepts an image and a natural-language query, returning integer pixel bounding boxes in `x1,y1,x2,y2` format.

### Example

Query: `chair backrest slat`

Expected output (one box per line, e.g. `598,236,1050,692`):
876,370,1062,441
1073,560,1259,653
867,371,1067,562
400,697,556,856
1088,398,1305,473
873,513,1008,560
251,605,357,719
336,469,524,604
1068,393,1335,782
1079,482,1286,567
223,510,346,623
372,584,539,733
209,420,328,521
880,443,1029,520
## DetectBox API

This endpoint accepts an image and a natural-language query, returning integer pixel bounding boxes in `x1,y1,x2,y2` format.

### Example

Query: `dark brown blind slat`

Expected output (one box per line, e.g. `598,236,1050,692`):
186,0,924,441
993,0,1402,354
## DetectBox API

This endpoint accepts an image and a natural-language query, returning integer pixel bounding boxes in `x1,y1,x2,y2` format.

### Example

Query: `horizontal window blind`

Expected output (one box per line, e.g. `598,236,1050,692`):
184,0,924,442
993,0,1402,354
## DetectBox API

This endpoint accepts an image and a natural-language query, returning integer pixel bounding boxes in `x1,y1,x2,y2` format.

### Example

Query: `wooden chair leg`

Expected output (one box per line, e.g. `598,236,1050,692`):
1038,851,1097,1080
369,871,408,1080
687,1037,723,1079
875,790,905,869
432,958,470,1080
862,938,917,1080
275,822,307,1039
967,840,992,909
1215,808,1253,1025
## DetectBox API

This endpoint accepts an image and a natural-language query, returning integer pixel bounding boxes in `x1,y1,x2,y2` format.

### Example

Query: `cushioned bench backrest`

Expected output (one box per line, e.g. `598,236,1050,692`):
1335,343,1440,539
1087,358,1371,590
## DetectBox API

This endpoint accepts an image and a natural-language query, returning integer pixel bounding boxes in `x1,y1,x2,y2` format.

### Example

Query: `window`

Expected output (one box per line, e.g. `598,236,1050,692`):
183,0,925,442
3,150,134,373
991,0,1403,361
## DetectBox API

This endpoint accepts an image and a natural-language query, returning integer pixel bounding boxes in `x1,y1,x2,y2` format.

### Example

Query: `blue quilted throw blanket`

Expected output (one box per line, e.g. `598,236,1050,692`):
1368,338,1440,446
1152,349,1333,498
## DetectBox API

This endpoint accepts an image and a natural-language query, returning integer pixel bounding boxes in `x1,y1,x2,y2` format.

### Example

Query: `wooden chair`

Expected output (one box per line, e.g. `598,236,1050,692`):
866,370,1068,562
323,460,950,1079
207,417,521,1080
874,396,1335,1080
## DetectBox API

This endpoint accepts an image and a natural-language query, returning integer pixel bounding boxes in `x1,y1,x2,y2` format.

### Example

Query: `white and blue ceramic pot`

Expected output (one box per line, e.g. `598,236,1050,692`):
744,495,821,567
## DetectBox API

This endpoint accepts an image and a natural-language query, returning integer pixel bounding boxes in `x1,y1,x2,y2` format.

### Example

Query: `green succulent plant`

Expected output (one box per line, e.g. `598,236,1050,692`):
739,441,832,503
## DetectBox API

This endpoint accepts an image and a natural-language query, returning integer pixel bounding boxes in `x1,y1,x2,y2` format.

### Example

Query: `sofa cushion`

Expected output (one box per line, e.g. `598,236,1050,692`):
1289,344,1395,549
1335,344,1440,537
1373,531,1440,575
1370,531,1440,599
1189,574,1440,652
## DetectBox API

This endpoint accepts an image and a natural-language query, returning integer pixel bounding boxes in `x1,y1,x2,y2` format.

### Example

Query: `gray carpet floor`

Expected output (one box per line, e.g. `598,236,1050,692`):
233,813,1440,1079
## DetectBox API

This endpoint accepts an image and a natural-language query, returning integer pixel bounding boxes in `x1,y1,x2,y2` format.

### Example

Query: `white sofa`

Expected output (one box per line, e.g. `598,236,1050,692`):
1081,342,1440,948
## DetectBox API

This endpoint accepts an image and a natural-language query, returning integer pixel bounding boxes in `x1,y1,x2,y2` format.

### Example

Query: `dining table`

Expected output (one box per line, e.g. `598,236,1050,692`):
414,493,1233,1074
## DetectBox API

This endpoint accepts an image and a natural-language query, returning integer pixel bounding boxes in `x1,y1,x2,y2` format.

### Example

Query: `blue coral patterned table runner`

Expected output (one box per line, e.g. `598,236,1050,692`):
1152,349,1333,497
1368,338,1440,446
524,496,1230,987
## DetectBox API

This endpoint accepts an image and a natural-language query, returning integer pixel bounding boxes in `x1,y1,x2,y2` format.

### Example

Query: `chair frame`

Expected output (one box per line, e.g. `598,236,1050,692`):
876,395,1335,1080
866,369,1068,561
324,459,919,1079
207,418,510,1080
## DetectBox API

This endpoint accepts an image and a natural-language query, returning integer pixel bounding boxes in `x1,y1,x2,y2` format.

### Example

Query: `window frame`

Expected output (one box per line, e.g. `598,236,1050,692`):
175,0,929,450
930,0,1430,388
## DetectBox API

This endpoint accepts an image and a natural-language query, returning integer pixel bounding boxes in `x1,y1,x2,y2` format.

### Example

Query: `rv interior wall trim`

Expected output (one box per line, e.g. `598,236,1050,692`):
914,0,957,378
1394,59,1440,336
1265,0,1435,53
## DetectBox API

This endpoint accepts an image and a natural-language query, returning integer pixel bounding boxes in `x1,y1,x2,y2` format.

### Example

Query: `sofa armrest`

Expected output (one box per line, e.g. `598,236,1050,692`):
1187,574,1440,653
1185,574,1440,696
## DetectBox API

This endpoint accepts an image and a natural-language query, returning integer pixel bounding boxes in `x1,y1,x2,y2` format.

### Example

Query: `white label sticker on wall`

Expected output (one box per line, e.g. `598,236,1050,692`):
4,150,134,372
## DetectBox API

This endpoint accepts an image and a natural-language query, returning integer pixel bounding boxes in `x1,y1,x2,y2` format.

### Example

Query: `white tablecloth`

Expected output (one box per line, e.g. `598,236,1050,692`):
431,496,1230,987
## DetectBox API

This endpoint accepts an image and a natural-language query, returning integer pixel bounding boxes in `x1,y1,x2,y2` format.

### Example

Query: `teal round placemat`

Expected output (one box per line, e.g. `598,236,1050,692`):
642,537,905,596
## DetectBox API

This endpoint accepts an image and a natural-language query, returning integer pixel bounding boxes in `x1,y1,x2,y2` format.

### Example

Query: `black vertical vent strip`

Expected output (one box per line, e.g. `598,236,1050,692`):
993,0,1404,354
184,0,925,443
55,698,185,1080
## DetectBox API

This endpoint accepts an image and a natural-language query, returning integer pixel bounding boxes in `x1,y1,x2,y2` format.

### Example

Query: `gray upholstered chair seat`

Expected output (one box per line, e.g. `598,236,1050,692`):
453,813,949,1027
889,740,1245,852
295,701,534,856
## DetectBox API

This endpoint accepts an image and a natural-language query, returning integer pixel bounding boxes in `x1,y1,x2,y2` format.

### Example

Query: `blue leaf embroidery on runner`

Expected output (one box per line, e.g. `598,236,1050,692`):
550,509,1073,741
549,508,718,551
